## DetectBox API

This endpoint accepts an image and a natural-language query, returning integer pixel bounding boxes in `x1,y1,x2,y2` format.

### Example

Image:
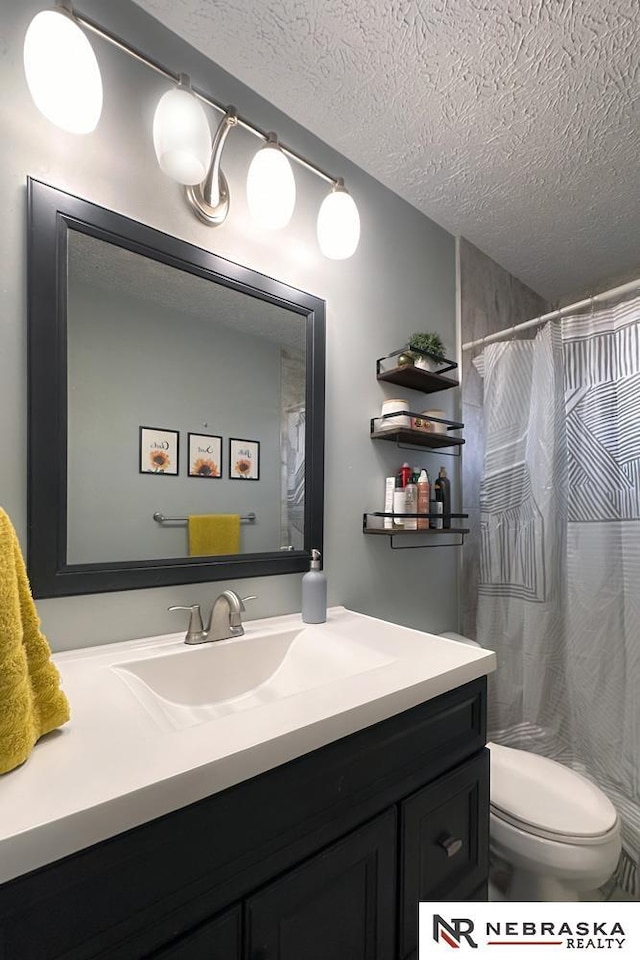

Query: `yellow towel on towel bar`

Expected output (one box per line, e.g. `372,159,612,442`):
0,508,70,775
188,514,241,557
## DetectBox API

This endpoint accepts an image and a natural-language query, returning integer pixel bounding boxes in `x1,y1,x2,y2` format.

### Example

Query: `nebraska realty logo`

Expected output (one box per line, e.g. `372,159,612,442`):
420,904,638,958
434,916,478,948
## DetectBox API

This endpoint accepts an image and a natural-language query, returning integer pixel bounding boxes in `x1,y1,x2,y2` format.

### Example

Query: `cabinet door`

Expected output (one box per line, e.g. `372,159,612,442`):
145,904,241,960
246,809,396,960
399,751,489,958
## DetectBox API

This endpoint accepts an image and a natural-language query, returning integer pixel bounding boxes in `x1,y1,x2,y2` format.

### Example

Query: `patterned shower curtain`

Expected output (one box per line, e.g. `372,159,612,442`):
474,295,640,897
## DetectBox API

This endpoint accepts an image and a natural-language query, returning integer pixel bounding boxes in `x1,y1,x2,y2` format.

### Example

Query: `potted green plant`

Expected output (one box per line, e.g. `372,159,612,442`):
407,332,447,371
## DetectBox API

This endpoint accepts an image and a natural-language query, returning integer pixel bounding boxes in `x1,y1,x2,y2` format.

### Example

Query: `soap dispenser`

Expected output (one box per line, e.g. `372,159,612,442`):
302,548,327,623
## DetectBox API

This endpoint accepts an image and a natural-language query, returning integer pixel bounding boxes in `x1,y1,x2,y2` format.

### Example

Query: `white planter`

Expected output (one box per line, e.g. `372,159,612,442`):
414,356,441,372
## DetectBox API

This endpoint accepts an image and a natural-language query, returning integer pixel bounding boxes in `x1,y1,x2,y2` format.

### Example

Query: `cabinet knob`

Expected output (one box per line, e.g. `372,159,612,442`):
439,835,463,858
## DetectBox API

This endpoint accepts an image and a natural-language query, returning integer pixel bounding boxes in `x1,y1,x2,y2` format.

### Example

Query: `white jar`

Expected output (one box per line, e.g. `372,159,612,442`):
380,398,410,430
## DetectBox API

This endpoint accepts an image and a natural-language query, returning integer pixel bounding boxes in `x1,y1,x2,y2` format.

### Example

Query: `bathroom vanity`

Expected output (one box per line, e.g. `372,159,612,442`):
0,608,494,960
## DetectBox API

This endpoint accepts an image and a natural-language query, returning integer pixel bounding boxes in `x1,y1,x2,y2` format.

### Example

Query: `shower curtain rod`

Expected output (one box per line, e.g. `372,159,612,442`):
461,276,640,352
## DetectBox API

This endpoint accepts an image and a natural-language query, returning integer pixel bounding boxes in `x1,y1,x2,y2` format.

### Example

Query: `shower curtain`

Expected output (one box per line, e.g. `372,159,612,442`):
474,294,640,897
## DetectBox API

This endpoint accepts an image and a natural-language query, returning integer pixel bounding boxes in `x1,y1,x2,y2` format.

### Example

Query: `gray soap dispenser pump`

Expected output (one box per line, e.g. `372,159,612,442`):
302,548,327,623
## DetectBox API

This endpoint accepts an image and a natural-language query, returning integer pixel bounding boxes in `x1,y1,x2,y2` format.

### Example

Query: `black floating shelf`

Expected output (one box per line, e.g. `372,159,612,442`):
363,511,469,535
370,427,465,450
376,364,459,393
362,512,469,548
363,526,470,536
376,347,459,394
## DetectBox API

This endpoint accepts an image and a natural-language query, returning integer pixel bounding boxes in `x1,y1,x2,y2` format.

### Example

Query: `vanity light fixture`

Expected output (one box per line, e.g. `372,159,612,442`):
23,1,103,134
23,2,361,258
317,178,361,260
246,132,296,230
152,74,211,186
185,107,238,225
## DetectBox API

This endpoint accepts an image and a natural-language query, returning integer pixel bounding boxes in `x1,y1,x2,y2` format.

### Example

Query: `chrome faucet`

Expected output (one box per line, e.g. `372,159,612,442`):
169,590,256,644
208,589,253,641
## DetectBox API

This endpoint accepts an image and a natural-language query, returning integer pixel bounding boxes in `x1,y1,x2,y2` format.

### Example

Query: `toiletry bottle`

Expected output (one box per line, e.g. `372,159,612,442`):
399,461,412,488
417,469,430,530
404,474,418,530
302,548,327,623
436,466,451,528
393,475,406,527
384,476,395,529
430,487,443,529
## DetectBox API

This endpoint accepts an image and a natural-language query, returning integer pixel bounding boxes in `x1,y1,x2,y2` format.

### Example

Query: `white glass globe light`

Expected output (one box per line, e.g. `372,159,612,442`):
317,179,360,259
246,134,296,230
23,9,103,134
153,82,211,186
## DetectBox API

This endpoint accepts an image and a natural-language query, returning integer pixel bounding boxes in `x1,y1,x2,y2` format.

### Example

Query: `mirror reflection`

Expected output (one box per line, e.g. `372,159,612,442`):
66,231,307,564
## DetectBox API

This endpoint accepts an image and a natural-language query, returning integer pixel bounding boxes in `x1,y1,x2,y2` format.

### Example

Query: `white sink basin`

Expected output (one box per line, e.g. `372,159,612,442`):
0,607,496,885
113,624,395,731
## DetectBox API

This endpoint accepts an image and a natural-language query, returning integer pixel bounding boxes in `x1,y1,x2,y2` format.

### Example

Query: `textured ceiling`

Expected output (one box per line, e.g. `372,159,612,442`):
131,0,640,302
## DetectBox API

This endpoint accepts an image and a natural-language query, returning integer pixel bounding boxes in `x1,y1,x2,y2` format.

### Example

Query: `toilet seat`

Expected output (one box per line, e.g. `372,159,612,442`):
488,742,618,844
490,804,620,846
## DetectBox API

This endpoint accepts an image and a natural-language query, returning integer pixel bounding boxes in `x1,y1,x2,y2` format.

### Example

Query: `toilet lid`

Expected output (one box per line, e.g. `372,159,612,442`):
488,742,618,839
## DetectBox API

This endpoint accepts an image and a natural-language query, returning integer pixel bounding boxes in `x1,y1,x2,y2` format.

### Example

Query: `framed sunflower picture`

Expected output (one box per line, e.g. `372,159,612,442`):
139,426,179,476
188,433,222,479
229,438,260,480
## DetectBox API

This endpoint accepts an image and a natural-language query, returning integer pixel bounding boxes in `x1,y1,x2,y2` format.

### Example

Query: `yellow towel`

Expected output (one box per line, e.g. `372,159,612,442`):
0,508,70,775
188,514,240,557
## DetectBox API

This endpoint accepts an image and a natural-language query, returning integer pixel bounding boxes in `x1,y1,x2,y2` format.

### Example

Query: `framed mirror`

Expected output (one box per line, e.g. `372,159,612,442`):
27,179,325,598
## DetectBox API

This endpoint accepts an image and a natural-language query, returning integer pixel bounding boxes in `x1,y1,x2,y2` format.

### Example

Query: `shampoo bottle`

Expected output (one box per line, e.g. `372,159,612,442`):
404,475,418,530
417,469,430,530
393,475,406,528
302,549,327,623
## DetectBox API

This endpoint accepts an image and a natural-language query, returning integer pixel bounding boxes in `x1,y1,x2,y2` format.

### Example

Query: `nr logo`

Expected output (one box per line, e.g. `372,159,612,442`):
433,915,478,948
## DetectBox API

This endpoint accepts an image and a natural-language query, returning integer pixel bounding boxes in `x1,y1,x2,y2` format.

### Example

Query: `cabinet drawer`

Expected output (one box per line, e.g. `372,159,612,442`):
246,809,396,960
399,750,489,958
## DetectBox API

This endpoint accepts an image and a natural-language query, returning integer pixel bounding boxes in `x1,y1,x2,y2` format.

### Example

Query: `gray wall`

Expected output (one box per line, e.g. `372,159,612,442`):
1,0,458,651
67,282,282,561
458,237,548,639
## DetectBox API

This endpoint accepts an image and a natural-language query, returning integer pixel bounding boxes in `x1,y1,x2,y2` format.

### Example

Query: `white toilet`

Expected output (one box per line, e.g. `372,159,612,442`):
441,632,622,901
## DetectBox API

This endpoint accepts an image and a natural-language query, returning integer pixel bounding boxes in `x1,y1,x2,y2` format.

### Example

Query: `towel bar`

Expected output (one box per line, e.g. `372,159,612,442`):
153,511,256,525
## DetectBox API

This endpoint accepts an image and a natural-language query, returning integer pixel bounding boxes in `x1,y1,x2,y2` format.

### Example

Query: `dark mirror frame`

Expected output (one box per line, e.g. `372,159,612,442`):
27,179,325,598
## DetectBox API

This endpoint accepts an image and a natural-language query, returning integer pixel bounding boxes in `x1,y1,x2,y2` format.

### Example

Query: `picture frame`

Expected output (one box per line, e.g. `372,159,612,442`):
229,438,260,480
188,432,222,478
139,426,179,475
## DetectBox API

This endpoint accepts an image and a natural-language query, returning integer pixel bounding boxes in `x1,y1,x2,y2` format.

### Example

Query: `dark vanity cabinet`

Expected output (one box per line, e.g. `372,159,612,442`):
0,678,488,960
245,809,397,960
147,907,242,959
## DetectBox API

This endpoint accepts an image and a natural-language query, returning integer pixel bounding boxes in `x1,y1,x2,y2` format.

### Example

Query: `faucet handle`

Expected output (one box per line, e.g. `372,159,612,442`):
168,604,207,644
233,595,257,621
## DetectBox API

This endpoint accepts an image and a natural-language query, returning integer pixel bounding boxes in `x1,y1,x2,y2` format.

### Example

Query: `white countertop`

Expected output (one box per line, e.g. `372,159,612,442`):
0,607,495,885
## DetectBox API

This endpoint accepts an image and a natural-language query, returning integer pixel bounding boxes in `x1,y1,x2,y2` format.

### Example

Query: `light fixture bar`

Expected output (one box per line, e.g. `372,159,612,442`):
70,4,337,186
73,7,178,85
